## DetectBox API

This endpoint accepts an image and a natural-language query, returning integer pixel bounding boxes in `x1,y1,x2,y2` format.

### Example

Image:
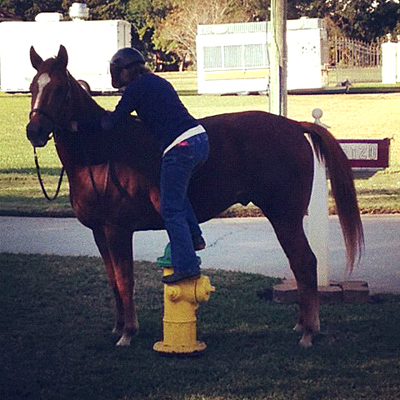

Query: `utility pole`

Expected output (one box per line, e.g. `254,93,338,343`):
269,0,287,116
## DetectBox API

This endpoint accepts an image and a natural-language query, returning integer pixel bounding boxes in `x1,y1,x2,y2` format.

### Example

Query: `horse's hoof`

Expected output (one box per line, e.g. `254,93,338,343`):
293,323,304,332
116,334,132,346
299,333,313,348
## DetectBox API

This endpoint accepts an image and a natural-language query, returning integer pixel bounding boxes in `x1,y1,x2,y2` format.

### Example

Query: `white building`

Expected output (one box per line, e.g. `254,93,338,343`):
0,7,131,92
196,18,329,94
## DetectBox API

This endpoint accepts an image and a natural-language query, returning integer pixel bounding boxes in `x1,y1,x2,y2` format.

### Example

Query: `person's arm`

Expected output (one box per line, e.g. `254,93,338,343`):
71,83,139,133
100,83,139,130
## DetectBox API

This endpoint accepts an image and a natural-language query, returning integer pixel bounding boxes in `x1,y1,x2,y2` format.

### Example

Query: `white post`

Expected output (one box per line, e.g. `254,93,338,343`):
305,108,330,287
397,37,400,83
269,0,287,116
382,35,397,84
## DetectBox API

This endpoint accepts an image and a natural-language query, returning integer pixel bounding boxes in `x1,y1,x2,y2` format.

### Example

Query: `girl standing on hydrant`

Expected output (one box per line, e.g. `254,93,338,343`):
71,48,209,283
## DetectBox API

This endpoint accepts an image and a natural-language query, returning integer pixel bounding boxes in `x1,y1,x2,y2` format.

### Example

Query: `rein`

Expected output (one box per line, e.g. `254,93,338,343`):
34,146,65,201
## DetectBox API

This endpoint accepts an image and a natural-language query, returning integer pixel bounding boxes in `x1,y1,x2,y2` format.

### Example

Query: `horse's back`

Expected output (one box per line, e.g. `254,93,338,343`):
201,111,311,176
193,111,313,221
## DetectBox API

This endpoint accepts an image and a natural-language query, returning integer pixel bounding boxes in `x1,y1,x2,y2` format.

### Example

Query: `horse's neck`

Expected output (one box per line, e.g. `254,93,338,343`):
70,77,105,121
55,78,161,185
55,77,106,170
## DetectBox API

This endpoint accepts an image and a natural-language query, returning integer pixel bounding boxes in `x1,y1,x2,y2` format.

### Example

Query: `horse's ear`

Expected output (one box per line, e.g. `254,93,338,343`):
57,45,68,69
30,46,43,70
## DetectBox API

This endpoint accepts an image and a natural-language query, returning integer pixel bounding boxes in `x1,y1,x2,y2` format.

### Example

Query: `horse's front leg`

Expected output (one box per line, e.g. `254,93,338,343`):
95,226,139,346
93,228,124,335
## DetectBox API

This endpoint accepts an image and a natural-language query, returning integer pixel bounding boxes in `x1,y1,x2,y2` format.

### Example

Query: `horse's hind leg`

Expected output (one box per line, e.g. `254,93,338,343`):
266,213,320,347
93,226,138,346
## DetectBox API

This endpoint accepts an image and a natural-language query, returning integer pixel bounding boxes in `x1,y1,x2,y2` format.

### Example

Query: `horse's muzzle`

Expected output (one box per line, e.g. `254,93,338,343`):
26,121,52,147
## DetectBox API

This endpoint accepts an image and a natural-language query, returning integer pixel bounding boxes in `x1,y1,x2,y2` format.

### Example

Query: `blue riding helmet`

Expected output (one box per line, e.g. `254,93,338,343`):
110,48,145,69
110,48,145,88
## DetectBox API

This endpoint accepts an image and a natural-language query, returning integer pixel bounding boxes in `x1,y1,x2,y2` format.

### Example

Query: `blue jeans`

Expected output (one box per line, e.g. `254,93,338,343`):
160,132,209,274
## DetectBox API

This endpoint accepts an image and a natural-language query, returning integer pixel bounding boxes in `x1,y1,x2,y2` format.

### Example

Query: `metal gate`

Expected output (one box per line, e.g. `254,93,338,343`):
328,36,382,84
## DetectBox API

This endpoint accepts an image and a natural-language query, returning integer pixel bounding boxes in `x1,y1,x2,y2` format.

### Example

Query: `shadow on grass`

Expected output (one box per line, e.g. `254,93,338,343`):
1,254,399,400
0,195,73,217
1,167,65,176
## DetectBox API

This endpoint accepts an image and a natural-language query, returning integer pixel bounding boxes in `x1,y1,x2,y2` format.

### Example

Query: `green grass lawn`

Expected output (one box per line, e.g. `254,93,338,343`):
1,73,400,216
0,253,399,400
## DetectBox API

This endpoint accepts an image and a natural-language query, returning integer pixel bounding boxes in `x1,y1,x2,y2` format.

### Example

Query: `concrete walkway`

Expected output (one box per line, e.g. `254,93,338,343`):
1,215,399,294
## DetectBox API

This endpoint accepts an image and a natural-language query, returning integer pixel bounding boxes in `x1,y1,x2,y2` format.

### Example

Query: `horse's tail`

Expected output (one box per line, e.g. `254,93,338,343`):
300,121,364,273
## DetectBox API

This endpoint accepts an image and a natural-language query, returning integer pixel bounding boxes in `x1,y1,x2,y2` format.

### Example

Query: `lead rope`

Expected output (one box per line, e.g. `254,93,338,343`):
34,147,65,201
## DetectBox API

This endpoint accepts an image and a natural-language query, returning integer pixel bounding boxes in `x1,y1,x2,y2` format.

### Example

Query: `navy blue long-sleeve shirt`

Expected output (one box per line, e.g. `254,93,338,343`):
79,73,199,153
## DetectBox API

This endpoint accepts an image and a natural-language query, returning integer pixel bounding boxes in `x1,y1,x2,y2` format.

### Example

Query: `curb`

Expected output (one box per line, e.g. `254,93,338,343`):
273,279,369,304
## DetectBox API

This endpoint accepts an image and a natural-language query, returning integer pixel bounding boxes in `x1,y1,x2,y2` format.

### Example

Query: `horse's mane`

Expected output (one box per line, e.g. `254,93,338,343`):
68,72,107,121
63,74,161,182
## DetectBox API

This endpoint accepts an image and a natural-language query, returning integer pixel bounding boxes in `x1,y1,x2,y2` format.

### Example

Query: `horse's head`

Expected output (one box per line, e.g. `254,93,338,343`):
26,45,70,147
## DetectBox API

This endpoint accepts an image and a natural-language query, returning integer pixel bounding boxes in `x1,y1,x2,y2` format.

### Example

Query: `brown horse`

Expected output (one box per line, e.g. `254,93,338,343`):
26,45,363,347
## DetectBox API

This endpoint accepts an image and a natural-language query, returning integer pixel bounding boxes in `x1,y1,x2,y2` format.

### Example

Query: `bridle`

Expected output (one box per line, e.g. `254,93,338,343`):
30,71,73,133
29,107,57,125
29,72,110,201
29,75,72,202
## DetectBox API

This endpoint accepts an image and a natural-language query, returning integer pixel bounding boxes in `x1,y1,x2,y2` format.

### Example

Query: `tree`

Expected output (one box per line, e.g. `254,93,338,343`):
305,0,400,41
124,0,172,61
0,0,64,20
153,0,270,70
0,0,129,20
371,0,400,38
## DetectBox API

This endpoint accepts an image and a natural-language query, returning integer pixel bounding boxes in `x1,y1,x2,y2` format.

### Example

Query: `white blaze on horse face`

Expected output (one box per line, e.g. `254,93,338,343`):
32,73,51,114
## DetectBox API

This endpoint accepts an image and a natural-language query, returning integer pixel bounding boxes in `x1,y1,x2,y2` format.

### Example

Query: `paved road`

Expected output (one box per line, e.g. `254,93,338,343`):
0,215,399,294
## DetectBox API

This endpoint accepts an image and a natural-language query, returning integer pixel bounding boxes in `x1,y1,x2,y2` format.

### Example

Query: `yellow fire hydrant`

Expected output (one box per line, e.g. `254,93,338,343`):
153,267,216,355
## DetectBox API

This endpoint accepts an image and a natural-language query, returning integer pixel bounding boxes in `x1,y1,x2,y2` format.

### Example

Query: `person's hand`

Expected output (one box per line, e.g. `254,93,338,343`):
70,121,78,132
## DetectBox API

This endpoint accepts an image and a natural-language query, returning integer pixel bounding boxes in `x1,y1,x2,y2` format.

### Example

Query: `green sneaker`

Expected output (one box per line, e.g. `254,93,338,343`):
157,242,202,268
156,242,172,267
